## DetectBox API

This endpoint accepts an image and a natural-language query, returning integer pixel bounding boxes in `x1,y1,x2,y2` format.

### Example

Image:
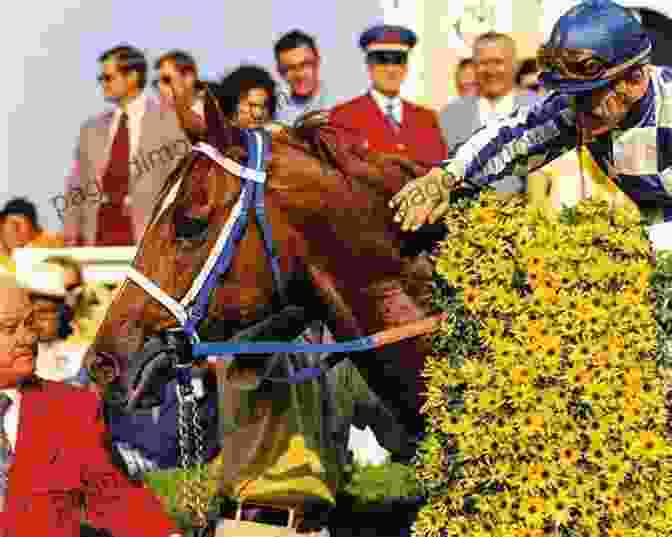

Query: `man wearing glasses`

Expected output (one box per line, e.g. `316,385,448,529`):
153,50,205,118
390,0,672,231
274,30,333,126
329,25,447,166
63,44,185,247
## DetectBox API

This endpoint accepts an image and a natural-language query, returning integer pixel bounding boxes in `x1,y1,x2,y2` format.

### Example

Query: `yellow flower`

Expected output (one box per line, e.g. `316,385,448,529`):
558,446,580,466
527,462,545,482
524,415,545,434
482,318,505,344
623,367,642,387
476,388,503,412
520,496,545,524
591,351,609,368
608,334,626,353
512,366,533,385
575,303,595,322
548,489,573,525
608,495,626,515
538,334,561,362
630,431,668,459
527,255,545,273
541,271,562,290
567,365,592,386
463,286,481,311
604,455,629,485
608,528,625,537
537,286,560,306
476,206,497,225
440,413,474,436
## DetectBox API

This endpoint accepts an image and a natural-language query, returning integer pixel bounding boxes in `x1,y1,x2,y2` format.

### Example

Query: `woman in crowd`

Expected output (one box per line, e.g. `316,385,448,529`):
215,64,278,129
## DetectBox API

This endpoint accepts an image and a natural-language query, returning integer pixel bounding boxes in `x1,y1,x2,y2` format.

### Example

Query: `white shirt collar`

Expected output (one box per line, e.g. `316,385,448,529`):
370,88,402,123
191,95,205,118
117,92,147,121
478,92,515,123
370,88,401,110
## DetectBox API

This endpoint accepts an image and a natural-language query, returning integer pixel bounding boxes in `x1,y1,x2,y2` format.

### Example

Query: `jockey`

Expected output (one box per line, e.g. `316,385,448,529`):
390,0,672,230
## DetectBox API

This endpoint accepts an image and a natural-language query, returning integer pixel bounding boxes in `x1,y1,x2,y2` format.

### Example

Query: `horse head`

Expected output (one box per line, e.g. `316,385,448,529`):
88,110,437,436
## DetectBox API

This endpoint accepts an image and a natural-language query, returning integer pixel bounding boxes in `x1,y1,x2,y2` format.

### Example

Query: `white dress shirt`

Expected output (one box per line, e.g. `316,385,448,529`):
370,88,402,125
478,92,515,124
35,341,86,384
0,389,19,450
191,95,205,118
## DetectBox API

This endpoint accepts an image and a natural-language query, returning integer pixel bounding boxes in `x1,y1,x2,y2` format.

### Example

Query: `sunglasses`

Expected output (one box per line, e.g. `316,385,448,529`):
97,73,116,84
524,82,542,92
278,59,317,76
367,51,408,65
152,75,173,89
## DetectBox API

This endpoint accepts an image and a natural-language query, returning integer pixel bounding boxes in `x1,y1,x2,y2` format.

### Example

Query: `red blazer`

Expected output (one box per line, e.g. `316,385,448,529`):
0,380,178,537
329,93,447,165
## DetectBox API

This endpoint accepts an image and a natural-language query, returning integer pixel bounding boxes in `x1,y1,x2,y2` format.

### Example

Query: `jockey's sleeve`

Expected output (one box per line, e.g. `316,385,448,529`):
441,92,580,188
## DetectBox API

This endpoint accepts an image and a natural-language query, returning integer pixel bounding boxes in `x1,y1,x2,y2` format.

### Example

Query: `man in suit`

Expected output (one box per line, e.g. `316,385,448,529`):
439,32,541,193
329,24,447,166
63,44,189,246
0,273,182,536
153,50,205,119
274,30,336,127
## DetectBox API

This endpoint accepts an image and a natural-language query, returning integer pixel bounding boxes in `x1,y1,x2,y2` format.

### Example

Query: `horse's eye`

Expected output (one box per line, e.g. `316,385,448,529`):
175,215,209,241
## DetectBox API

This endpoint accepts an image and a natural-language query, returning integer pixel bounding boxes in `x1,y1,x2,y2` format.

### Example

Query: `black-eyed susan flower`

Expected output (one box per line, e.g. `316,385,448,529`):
463,286,481,311
519,496,545,525
558,446,580,466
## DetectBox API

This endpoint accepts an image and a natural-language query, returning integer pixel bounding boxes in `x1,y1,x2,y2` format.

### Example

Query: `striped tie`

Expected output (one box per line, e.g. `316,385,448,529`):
0,393,13,512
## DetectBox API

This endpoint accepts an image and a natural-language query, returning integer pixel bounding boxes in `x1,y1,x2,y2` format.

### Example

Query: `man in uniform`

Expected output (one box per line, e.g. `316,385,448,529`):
329,24,447,165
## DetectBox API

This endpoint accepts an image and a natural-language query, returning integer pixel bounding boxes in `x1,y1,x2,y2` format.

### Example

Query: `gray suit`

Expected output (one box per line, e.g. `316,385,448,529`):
439,92,541,193
63,95,190,245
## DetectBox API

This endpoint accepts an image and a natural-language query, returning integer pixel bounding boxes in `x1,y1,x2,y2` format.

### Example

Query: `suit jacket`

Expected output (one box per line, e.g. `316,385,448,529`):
329,94,447,165
63,97,190,245
0,380,178,537
438,92,541,193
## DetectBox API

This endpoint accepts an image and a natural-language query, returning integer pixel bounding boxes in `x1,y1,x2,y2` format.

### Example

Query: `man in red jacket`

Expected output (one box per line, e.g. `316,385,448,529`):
329,24,447,166
0,273,181,537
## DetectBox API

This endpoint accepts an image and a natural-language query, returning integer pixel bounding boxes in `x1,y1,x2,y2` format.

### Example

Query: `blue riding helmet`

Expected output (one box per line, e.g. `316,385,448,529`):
538,0,652,95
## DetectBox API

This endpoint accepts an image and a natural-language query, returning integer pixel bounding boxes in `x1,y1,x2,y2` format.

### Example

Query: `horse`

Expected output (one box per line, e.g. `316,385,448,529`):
86,93,439,441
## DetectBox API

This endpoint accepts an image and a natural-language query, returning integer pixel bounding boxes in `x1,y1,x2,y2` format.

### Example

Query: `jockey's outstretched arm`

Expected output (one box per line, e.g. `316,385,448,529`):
448,92,579,190
391,92,580,231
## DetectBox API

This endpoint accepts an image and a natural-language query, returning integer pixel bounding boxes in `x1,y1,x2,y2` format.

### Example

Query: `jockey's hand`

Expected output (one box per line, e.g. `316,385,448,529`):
389,163,463,231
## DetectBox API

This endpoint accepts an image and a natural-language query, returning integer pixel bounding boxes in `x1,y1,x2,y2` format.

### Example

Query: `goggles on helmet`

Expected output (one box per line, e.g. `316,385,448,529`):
537,43,651,84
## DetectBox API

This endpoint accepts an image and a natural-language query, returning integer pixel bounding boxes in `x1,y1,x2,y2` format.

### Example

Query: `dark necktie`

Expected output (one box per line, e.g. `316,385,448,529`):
96,112,134,245
385,102,401,133
0,393,13,512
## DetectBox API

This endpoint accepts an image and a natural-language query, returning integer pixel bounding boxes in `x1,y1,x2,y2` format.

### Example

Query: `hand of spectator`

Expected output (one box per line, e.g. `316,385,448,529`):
389,162,463,231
